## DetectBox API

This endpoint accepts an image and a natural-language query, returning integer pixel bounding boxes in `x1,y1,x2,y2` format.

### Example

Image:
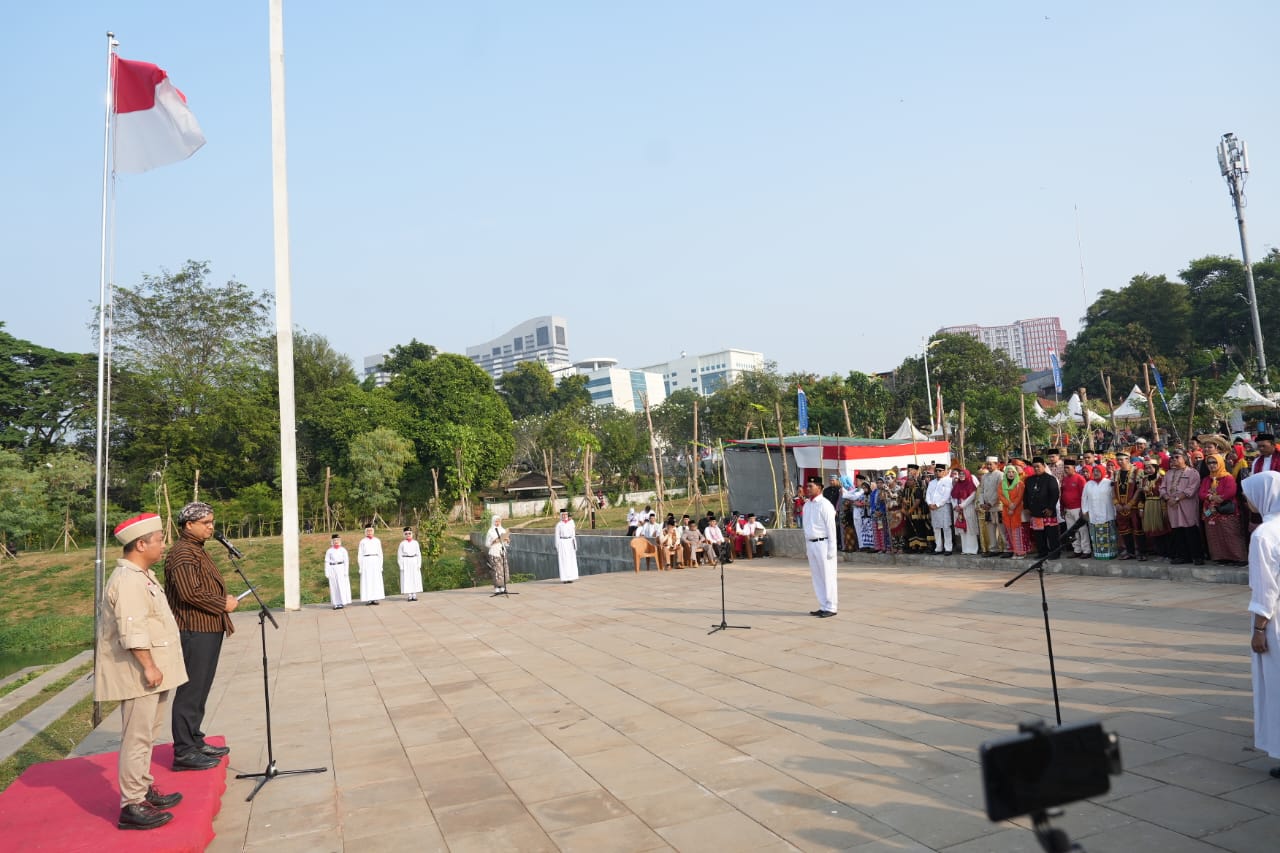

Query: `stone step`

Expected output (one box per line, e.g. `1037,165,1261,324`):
0,670,94,763
0,649,92,719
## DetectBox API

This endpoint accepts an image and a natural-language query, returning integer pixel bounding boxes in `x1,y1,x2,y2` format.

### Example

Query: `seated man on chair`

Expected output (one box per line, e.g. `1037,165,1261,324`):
681,523,716,565
730,513,756,559
658,520,682,569
748,513,770,557
704,516,732,564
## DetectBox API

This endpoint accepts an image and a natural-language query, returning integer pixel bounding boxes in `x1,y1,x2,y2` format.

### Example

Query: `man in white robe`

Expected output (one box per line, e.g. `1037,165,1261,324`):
1243,471,1280,778
397,527,423,601
555,510,579,583
325,533,352,609
802,475,839,617
357,526,385,605
925,464,954,555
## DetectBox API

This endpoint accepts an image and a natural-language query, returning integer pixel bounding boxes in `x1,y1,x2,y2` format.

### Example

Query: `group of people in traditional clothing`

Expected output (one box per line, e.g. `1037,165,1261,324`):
324,525,425,608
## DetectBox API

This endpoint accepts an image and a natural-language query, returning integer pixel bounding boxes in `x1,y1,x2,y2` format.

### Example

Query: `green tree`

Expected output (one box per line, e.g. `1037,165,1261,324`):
551,373,592,414
293,330,357,399
651,388,701,448
592,407,647,488
1181,253,1280,386
0,324,96,454
1061,274,1193,397
42,450,95,543
382,339,438,374
0,450,51,550
297,384,413,482
387,354,514,499
890,334,1023,428
497,361,556,420
347,427,415,522
706,366,790,440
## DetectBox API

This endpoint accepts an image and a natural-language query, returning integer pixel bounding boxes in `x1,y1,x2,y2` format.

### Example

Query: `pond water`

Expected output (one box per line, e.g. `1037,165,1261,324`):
0,646,89,680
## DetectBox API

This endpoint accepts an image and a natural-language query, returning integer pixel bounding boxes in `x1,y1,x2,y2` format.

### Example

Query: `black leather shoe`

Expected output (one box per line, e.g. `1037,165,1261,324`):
118,802,173,830
809,610,824,616
199,743,230,757
817,610,837,618
145,784,182,809
172,750,220,771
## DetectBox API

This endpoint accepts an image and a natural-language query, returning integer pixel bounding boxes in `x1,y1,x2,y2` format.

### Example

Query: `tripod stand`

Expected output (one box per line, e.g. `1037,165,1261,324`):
218,542,328,802
1002,516,1086,726
707,549,749,635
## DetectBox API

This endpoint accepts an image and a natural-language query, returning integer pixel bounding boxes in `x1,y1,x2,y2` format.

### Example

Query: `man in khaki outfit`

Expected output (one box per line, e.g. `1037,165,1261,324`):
95,513,189,830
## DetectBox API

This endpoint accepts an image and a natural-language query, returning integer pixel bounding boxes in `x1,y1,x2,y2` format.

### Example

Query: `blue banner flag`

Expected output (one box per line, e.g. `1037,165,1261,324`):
1049,352,1063,394
1150,363,1166,396
797,387,809,435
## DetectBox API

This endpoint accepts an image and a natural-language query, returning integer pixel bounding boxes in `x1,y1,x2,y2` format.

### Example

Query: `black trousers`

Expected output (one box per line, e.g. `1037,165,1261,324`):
1032,524,1061,558
1170,526,1203,563
172,630,224,756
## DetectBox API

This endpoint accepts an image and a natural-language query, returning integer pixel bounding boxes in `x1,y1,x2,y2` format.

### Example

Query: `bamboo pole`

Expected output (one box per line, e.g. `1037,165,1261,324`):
1143,363,1159,441
1020,393,1029,459
774,402,793,526
716,440,728,518
1101,372,1119,446
692,400,702,511
1080,387,1094,452
1187,378,1198,444
842,399,853,437
641,394,665,518
193,468,200,503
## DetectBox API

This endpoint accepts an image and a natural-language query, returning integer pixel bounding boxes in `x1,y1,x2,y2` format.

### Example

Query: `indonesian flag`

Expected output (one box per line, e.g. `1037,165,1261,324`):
112,56,206,174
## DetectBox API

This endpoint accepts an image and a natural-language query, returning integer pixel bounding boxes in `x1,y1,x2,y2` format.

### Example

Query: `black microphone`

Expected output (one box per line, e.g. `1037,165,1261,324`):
213,531,244,559
1062,514,1089,541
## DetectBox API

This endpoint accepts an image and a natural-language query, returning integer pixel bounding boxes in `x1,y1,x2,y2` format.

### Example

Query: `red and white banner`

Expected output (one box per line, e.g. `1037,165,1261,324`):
112,56,206,174
791,441,952,474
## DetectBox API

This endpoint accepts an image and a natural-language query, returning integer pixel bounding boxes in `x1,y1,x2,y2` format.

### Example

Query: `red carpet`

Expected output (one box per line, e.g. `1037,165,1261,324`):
0,736,227,851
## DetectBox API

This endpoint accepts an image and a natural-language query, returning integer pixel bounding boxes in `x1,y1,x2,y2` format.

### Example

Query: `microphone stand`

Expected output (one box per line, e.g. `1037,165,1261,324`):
1002,515,1087,726
216,537,328,801
708,540,749,635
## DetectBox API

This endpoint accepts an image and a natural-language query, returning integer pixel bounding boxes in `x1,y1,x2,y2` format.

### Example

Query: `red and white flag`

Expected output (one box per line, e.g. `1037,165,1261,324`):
112,56,206,174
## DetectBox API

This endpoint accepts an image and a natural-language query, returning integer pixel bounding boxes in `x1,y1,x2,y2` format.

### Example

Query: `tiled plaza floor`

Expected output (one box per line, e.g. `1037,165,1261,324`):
134,557,1275,851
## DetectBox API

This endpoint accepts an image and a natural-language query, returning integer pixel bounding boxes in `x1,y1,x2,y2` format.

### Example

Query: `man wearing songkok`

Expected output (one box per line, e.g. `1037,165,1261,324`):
484,516,510,593
1249,434,1280,532
397,527,424,601
555,510,579,582
97,513,189,830
731,512,756,559
747,512,770,557
980,457,1006,555
164,501,235,772
802,475,839,617
681,521,716,566
1059,460,1090,558
357,526,386,605
925,463,954,555
1023,458,1061,559
704,516,732,564
325,534,352,609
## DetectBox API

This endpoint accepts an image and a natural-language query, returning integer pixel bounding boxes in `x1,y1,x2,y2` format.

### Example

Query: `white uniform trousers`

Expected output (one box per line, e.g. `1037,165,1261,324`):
1064,508,1091,554
930,504,954,552
806,540,838,613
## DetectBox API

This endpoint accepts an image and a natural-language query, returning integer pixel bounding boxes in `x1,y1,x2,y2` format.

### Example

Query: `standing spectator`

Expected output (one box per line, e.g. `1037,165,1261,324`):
325,534,352,609
164,502,235,772
951,468,980,555
484,516,510,593
980,457,1006,555
1083,466,1118,559
1140,458,1171,558
1201,453,1246,564
1113,455,1144,560
1243,471,1280,780
926,463,954,555
1060,460,1090,558
903,465,933,552
357,526,385,605
1024,458,1061,559
1161,450,1204,565
998,464,1031,558
555,510,579,582
625,507,638,536
397,527,423,601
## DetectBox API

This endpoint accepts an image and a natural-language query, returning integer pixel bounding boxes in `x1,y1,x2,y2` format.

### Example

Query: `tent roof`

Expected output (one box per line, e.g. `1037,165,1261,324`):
1224,373,1277,408
1047,392,1107,425
888,417,930,440
1112,385,1148,420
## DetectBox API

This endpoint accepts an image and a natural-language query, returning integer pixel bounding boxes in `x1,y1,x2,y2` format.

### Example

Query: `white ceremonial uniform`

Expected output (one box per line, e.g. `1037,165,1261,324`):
555,518,579,581
1244,473,1280,759
357,534,386,602
926,476,954,553
398,537,424,597
802,494,839,613
325,544,352,607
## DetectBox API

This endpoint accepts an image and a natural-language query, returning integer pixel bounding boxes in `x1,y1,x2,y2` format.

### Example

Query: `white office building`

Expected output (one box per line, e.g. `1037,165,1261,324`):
572,358,666,412
466,315,571,380
640,348,765,397
362,353,393,388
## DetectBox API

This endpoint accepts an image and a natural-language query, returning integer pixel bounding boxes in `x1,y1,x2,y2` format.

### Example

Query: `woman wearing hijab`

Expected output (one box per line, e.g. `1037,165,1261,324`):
950,468,980,555
998,464,1031,558
1200,453,1246,564
1082,465,1118,559
1243,471,1280,780
1140,460,1170,558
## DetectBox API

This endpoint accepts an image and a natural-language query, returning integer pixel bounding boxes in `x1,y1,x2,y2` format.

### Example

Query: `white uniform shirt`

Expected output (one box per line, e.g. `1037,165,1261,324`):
1081,478,1116,522
925,477,953,508
802,495,838,556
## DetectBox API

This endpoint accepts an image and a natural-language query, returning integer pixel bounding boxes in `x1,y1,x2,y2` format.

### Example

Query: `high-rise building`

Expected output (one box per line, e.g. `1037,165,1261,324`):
466,315,570,380
936,317,1067,372
640,348,766,397
362,353,393,388
571,358,667,412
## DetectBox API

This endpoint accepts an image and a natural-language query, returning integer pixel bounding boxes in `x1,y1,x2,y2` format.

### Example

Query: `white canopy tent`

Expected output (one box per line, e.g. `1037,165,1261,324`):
889,417,931,441
1047,392,1107,426
1111,385,1148,421
1223,373,1276,409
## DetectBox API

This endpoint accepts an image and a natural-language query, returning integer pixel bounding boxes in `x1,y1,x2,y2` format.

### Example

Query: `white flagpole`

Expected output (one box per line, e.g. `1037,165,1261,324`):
92,30,119,727
269,0,301,609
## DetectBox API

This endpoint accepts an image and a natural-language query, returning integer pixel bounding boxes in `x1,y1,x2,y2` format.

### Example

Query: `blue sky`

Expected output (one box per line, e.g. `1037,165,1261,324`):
5,2,1278,377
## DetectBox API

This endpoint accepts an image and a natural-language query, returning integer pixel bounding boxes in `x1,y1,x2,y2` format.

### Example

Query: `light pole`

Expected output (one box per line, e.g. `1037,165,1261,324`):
1217,132,1269,391
923,338,942,431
